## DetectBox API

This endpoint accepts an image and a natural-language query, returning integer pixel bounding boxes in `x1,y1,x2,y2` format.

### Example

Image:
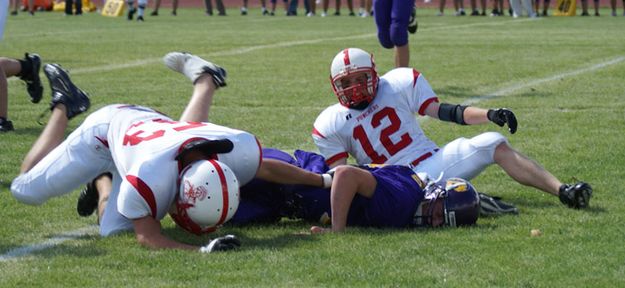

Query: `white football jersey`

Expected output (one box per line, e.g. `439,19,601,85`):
313,68,440,166
107,105,261,221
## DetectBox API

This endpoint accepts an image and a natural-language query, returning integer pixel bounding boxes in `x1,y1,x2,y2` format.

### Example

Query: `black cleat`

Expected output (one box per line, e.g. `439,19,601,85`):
150,10,158,16
408,6,418,34
0,118,14,132
77,179,100,217
559,182,592,209
44,64,90,119
20,53,43,104
478,192,518,216
137,15,144,21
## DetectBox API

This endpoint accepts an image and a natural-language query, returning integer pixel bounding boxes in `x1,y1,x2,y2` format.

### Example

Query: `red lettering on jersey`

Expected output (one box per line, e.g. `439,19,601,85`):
126,175,157,219
123,129,165,146
372,107,412,156
353,107,413,163
173,122,206,131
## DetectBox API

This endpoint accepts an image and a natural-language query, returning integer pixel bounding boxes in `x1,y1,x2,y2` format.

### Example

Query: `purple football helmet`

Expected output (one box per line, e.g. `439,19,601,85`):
413,178,480,227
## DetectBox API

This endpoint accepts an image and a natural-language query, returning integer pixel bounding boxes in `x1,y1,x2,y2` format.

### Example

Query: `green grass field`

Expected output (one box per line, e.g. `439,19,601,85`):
1,9,624,287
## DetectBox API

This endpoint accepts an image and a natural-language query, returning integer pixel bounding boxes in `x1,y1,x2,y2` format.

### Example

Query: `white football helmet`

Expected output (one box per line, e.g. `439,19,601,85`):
170,159,240,235
330,48,379,110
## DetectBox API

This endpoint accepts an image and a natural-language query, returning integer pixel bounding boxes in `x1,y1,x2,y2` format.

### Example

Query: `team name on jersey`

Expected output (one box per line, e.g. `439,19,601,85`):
355,103,379,122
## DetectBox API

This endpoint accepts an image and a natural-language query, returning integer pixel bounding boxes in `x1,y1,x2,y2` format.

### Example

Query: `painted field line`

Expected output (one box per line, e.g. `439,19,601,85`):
8,18,533,81
462,56,625,105
0,225,99,262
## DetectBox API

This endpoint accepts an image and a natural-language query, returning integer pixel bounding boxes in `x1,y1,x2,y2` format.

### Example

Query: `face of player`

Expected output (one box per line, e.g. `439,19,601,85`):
336,71,374,110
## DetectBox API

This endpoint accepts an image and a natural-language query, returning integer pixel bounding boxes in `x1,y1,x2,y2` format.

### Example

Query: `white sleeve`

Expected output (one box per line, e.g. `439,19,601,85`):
117,176,153,220
312,108,349,164
405,69,438,116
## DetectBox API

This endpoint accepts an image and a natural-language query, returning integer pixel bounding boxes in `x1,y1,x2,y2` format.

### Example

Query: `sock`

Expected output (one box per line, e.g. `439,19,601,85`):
138,4,145,16
17,58,32,79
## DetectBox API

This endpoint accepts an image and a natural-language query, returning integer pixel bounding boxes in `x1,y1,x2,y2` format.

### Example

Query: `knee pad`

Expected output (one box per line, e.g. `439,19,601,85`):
389,25,408,47
378,33,394,49
469,132,508,158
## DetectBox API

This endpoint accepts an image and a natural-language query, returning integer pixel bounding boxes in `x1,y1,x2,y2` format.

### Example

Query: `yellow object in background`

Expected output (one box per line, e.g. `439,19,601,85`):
553,0,577,16
101,0,125,16
52,0,97,12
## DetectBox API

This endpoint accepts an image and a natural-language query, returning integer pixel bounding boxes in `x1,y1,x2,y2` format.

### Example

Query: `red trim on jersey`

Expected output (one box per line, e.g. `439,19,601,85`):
311,127,326,139
410,148,439,167
95,136,109,148
326,152,348,166
254,137,263,177
209,159,230,226
126,175,157,219
343,49,351,65
418,97,439,116
412,69,421,88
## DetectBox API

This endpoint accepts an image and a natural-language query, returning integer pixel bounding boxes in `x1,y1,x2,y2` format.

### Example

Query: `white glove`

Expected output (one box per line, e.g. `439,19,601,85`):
199,235,241,253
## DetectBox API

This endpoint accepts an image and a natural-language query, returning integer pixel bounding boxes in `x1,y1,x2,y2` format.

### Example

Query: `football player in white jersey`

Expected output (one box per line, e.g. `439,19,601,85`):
11,52,332,253
312,48,592,210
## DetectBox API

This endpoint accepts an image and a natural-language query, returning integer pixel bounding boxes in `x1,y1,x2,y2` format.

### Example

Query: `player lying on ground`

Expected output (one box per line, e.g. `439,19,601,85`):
11,53,332,252
83,148,482,235
312,48,592,210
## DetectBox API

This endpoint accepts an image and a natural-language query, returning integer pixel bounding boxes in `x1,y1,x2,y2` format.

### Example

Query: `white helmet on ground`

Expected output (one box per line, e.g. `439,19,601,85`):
330,48,379,110
170,159,240,235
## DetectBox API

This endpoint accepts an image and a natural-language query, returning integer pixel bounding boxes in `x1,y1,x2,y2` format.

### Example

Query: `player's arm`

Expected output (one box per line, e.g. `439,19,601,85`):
133,216,199,250
255,158,333,188
423,102,517,134
132,217,241,252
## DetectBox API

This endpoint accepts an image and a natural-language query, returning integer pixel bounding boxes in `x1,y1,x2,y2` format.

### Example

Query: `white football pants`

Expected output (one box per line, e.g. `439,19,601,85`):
414,132,508,184
11,105,133,236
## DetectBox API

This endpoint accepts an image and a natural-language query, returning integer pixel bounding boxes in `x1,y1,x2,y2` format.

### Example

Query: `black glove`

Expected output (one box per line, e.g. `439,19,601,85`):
199,235,241,253
487,108,517,134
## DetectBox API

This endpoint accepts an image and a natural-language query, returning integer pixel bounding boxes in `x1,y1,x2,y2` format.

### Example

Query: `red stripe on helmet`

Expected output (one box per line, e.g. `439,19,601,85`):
209,159,230,226
126,175,157,219
343,49,351,65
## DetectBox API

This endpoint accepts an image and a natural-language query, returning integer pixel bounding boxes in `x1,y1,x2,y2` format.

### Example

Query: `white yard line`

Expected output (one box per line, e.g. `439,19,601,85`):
0,225,98,262
8,18,534,80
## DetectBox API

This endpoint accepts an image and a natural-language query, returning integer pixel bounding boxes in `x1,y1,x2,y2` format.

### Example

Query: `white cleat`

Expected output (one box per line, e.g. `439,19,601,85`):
163,52,227,87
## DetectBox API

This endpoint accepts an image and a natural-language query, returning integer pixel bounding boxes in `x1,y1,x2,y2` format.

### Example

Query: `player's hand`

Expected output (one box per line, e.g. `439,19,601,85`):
199,235,241,253
487,108,517,134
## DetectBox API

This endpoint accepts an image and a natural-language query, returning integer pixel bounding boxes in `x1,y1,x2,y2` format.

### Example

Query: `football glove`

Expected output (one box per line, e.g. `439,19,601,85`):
487,108,517,134
199,235,241,253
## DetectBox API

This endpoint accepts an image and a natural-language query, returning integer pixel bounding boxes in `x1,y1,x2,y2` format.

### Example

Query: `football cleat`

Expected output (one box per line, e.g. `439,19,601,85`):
408,6,418,34
0,118,14,132
44,64,91,119
559,182,592,209
163,52,227,87
137,15,144,21
76,179,100,217
150,10,158,16
478,192,518,216
20,53,43,104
